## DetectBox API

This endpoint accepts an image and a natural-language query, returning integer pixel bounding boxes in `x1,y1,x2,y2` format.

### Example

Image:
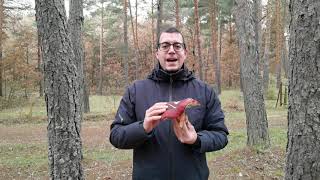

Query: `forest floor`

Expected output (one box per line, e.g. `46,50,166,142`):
0,90,288,180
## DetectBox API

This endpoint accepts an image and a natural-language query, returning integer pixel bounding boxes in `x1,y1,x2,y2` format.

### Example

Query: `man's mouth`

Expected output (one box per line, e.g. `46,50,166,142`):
166,58,178,62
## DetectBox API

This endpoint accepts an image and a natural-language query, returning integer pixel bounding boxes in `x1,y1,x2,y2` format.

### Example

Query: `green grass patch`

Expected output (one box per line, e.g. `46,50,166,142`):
0,143,132,168
87,95,121,116
83,148,132,164
0,143,48,168
269,128,287,148
207,127,287,161
0,95,123,124
0,97,46,121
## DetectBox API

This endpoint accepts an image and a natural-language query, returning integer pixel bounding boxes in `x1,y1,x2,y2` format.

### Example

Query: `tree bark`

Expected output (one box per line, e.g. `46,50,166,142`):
156,0,163,41
69,0,89,113
35,0,84,179
151,0,155,67
262,0,272,95
98,2,104,95
123,0,129,87
285,0,320,179
234,0,270,147
128,0,139,80
135,0,138,48
37,29,44,97
175,0,180,29
210,0,221,94
275,0,282,89
218,11,224,91
0,0,3,97
194,0,203,80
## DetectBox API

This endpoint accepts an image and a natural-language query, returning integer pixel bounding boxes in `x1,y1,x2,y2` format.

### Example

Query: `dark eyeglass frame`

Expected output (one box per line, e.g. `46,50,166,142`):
157,42,186,52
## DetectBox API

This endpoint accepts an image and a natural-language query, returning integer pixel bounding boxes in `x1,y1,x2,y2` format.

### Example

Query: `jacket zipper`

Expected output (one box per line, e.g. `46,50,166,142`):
169,76,174,180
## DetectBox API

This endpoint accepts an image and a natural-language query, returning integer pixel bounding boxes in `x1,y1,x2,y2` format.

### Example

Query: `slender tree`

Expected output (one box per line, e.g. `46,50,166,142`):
98,2,104,95
275,0,283,89
128,0,136,47
194,0,203,80
36,28,44,97
123,0,129,86
135,0,138,48
285,0,320,178
0,0,3,97
151,0,155,67
69,0,89,113
262,0,272,94
35,0,84,178
255,0,262,60
128,0,139,80
234,0,270,147
210,0,221,94
156,0,163,41
175,0,180,29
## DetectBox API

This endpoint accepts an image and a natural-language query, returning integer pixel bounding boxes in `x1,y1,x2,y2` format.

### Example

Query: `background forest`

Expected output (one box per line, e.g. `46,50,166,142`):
1,0,318,179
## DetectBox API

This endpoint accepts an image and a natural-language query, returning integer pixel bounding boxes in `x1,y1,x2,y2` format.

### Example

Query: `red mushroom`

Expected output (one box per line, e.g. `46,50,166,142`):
161,98,200,128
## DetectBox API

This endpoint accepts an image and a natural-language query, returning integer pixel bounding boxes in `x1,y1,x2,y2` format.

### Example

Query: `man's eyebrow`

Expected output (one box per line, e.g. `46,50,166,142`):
160,41,183,44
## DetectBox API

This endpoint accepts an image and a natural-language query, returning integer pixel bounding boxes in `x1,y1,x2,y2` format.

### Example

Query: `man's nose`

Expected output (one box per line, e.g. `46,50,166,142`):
168,45,176,53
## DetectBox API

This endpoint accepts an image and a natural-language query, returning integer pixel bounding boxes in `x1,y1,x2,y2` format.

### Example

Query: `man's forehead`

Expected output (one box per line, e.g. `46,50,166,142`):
159,32,183,42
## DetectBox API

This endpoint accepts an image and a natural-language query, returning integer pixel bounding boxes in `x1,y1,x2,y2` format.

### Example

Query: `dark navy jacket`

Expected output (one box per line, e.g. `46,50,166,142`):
109,64,229,180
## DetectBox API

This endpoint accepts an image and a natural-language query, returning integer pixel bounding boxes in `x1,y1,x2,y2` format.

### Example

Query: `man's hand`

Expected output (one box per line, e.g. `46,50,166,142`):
173,113,197,144
143,102,168,133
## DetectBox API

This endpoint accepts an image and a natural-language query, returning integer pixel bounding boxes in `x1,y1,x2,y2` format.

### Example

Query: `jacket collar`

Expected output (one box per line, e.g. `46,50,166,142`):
147,63,195,82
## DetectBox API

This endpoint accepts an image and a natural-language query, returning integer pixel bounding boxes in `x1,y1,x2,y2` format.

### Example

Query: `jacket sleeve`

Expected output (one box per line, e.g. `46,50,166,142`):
109,84,153,149
195,86,229,153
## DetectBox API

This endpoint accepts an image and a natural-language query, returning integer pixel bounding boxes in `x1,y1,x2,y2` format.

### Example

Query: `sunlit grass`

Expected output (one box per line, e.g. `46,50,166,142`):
84,148,132,163
88,95,121,115
207,127,287,161
0,95,122,123
0,143,48,168
0,143,132,169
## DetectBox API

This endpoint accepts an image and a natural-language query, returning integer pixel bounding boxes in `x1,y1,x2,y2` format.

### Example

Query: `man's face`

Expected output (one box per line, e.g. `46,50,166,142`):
156,32,187,72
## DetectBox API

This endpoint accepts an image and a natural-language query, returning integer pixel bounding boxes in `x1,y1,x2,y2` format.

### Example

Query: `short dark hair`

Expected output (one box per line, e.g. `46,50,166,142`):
157,27,187,49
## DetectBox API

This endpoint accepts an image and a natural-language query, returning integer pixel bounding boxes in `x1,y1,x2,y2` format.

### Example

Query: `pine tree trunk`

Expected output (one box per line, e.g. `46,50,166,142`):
151,0,155,67
37,30,44,97
135,0,138,48
69,0,89,113
175,0,180,29
83,80,90,113
0,0,3,97
98,2,104,95
218,13,224,91
124,0,129,87
210,0,221,94
254,0,262,68
156,0,163,41
275,0,282,89
128,0,139,80
234,0,270,147
35,0,84,179
194,0,203,80
285,1,320,179
262,0,272,95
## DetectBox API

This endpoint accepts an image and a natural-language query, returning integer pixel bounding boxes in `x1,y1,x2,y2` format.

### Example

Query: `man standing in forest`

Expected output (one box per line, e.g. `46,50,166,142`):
109,27,228,180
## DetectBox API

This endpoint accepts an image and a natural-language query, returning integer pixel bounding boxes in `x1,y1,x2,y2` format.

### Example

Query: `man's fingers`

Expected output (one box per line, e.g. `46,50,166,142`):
148,108,167,117
151,102,168,109
147,115,162,122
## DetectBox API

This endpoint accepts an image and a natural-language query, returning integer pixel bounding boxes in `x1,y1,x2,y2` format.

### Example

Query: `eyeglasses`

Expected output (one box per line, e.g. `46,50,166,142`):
158,42,185,52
